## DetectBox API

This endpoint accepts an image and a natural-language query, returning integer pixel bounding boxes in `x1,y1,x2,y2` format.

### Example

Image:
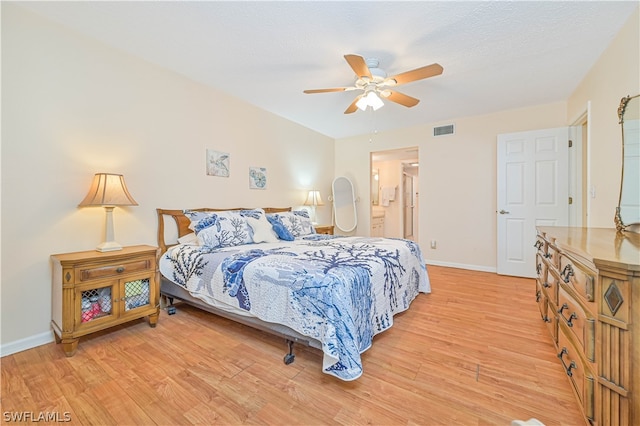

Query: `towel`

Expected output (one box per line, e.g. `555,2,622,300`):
381,186,396,207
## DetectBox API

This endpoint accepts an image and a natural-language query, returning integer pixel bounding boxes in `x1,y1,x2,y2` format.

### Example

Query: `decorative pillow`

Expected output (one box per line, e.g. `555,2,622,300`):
183,209,262,248
268,210,315,238
266,215,295,241
177,232,199,245
246,215,279,243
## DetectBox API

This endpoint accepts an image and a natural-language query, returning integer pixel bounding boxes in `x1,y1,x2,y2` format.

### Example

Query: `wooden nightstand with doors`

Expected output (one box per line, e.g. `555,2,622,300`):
314,225,334,235
51,245,160,356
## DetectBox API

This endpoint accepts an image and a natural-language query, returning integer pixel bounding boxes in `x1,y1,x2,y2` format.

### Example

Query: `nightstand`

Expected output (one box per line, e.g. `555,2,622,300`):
314,225,334,235
51,245,160,356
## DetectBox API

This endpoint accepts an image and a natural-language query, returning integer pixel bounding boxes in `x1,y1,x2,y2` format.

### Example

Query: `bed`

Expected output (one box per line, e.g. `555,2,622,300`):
157,207,430,381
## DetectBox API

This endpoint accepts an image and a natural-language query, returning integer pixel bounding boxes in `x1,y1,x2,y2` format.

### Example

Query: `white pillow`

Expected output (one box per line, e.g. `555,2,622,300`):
247,216,279,243
177,232,199,245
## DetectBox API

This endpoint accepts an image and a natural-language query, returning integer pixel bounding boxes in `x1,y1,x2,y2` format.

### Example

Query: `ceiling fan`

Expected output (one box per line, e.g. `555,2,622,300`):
303,54,443,114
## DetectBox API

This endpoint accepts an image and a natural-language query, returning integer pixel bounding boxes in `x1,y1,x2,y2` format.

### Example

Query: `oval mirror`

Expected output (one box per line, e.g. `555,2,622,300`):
332,176,357,232
616,94,640,231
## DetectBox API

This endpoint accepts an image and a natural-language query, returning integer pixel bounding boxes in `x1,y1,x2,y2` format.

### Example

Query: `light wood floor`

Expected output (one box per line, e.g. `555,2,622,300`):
1,266,585,425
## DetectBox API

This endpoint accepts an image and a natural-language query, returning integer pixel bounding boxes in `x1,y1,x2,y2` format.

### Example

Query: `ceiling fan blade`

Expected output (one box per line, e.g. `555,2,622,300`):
344,54,372,79
303,88,350,94
388,63,443,85
344,96,362,114
384,90,420,108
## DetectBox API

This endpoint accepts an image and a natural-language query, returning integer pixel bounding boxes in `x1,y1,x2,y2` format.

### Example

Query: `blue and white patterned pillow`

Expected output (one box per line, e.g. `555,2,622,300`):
268,210,315,238
265,215,295,241
183,209,263,248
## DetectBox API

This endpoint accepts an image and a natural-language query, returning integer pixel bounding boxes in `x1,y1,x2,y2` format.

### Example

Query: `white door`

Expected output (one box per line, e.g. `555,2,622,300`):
497,128,569,277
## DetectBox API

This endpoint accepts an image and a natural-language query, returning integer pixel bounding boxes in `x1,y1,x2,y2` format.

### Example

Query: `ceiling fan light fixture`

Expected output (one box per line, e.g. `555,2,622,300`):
369,92,384,110
304,54,443,114
357,91,384,111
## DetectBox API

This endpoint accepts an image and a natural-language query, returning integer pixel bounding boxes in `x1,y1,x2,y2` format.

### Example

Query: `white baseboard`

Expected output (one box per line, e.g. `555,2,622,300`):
425,259,497,273
1,331,54,357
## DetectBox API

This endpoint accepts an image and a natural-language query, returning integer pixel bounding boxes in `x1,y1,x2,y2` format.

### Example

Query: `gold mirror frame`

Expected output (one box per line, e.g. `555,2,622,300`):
615,94,640,232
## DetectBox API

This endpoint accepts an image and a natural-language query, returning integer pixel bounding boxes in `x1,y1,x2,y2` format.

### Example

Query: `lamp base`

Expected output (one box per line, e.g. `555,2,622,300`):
96,241,123,252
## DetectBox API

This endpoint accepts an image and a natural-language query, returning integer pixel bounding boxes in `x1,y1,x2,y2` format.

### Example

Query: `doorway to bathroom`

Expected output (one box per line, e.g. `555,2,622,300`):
370,147,419,241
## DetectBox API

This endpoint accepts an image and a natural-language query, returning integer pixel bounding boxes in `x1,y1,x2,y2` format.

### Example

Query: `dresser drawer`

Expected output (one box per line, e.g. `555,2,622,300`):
558,285,596,362
557,329,595,422
558,254,596,304
543,264,559,306
77,257,154,282
546,243,559,269
536,253,547,282
536,280,557,342
535,280,547,320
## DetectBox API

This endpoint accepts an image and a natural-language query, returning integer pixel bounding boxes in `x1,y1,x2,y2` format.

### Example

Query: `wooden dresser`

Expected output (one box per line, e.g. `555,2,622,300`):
535,227,640,425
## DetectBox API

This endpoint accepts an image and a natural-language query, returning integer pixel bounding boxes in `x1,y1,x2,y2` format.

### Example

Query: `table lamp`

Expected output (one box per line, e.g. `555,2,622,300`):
78,173,138,252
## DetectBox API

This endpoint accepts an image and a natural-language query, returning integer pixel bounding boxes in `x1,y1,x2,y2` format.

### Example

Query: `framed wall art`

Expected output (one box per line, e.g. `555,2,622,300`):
206,149,230,177
249,167,267,189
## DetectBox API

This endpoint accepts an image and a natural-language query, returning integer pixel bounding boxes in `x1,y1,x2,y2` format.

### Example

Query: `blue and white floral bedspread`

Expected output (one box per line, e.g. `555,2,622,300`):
159,235,430,381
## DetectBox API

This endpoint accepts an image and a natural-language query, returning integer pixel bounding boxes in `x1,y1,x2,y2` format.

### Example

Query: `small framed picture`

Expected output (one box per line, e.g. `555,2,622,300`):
206,149,230,177
249,167,267,189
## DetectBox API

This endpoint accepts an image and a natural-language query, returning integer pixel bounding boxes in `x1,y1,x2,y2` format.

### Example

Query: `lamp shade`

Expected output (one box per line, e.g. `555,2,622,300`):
78,173,138,207
304,190,324,207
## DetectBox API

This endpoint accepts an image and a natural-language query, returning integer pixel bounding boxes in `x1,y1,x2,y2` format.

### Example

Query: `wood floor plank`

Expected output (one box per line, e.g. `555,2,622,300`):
0,266,586,425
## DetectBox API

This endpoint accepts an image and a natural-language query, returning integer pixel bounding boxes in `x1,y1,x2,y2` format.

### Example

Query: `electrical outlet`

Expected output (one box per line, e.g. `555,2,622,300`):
430,240,437,249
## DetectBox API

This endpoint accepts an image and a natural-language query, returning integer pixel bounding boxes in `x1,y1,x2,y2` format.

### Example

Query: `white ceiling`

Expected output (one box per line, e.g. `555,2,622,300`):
18,1,638,139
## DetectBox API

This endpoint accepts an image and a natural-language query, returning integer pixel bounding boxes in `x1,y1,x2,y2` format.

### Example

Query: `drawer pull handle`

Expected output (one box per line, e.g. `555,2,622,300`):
536,264,542,275
536,291,541,303
566,313,578,327
558,303,578,327
560,264,574,283
534,241,543,250
557,347,576,376
543,281,551,289
557,347,568,359
116,267,125,273
544,253,552,259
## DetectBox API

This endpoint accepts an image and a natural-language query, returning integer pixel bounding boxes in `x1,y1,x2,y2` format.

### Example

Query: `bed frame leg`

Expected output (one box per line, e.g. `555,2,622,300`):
283,340,295,365
161,295,176,315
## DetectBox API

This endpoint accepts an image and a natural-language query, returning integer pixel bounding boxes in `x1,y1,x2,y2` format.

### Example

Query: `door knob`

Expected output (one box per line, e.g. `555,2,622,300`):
499,209,510,214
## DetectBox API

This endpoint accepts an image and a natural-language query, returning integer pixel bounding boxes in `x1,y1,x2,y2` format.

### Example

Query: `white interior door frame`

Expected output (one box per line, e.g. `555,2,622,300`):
568,125,583,227
568,101,591,227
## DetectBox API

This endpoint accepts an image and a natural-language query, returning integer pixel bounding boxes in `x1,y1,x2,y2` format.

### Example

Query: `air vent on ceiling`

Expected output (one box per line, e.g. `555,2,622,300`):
433,124,455,136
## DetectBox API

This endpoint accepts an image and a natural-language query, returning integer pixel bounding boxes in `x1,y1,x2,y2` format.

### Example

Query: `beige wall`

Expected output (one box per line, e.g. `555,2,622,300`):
568,7,640,227
1,5,334,350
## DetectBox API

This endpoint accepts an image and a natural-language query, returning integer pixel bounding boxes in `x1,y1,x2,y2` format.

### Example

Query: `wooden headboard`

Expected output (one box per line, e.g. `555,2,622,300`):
156,207,292,253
